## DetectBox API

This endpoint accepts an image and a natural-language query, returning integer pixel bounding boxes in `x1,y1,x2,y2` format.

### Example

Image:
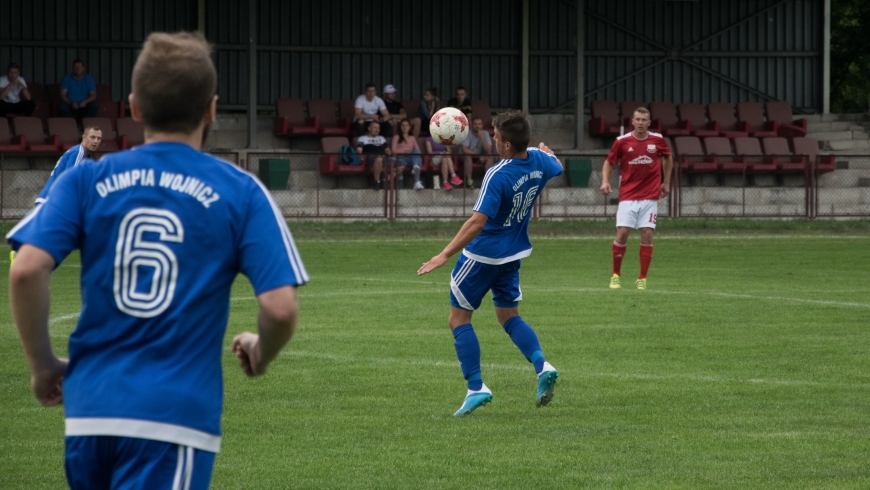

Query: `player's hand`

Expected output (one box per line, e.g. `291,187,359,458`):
538,142,555,155
31,357,68,407
660,182,671,199
418,253,448,275
232,332,266,377
600,181,612,195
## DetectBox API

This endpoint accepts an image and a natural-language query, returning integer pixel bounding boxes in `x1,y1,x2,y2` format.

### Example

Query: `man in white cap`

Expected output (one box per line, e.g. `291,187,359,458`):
382,83,421,137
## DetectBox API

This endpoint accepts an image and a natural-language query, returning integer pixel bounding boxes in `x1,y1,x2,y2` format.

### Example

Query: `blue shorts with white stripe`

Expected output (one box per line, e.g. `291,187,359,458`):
449,253,522,311
65,436,215,490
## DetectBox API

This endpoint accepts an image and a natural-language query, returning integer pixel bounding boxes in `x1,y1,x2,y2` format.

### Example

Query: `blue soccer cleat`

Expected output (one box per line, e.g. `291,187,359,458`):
536,362,558,407
453,384,492,416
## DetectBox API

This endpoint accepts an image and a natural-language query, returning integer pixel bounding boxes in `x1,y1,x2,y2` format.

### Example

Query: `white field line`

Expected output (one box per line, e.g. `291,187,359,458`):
280,350,870,390
293,234,869,244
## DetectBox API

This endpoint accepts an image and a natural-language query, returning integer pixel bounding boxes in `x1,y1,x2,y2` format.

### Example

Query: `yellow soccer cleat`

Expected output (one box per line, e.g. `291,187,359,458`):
609,273,621,289
9,250,15,266
636,278,647,290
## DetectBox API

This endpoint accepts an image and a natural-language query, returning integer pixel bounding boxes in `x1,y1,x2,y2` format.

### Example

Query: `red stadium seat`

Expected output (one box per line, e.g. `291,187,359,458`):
318,136,366,177
674,136,717,172
734,137,776,173
28,82,47,102
307,99,351,137
97,100,121,122
763,137,806,173
339,99,356,123
95,84,113,102
45,83,62,116
791,137,835,174
736,102,777,138
13,117,59,151
95,84,126,118
0,118,26,151
703,137,744,173
273,98,319,137
589,100,622,138
47,118,82,151
677,103,719,137
402,100,418,120
707,103,749,139
116,118,145,149
471,100,494,136
765,101,808,138
82,117,120,152
649,102,690,137
619,100,645,130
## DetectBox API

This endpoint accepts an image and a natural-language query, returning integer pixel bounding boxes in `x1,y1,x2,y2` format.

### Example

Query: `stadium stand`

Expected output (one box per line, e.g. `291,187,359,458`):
0,118,26,151
471,100,495,136
677,103,719,137
339,99,355,125
765,101,808,138
734,137,776,173
273,98,319,137
792,137,835,174
45,83,61,116
48,118,82,150
674,136,718,173
707,103,749,139
318,136,366,179
763,137,806,173
82,117,120,152
307,99,351,137
13,117,58,151
589,100,622,138
736,102,777,138
116,118,145,149
95,83,125,119
649,102,690,137
704,137,744,173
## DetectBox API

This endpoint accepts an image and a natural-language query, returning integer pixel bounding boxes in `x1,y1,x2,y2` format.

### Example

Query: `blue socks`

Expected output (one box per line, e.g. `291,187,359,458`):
503,316,545,374
452,324,483,391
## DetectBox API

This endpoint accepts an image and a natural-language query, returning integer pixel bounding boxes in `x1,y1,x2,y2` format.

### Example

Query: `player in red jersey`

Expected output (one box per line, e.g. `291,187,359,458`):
600,107,673,290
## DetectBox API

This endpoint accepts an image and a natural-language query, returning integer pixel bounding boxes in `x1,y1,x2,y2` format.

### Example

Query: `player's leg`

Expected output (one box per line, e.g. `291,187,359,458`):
491,260,558,406
449,254,497,415
635,200,657,290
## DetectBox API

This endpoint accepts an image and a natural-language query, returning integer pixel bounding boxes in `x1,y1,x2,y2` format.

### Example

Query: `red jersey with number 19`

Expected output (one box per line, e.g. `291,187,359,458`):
606,132,670,202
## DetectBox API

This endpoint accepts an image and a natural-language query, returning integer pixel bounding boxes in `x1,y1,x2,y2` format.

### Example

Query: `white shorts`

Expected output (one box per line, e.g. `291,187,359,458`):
616,200,658,229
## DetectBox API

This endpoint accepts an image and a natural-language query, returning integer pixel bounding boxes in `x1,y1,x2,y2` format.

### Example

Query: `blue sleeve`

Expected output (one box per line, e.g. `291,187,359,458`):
238,182,309,294
7,166,84,264
545,152,563,179
472,173,503,218
36,151,74,204
86,75,96,92
60,75,72,90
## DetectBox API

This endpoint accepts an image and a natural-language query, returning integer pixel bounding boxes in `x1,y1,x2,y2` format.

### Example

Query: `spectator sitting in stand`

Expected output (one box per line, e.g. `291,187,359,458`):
425,134,462,190
0,63,35,118
383,84,421,138
460,116,495,188
416,87,442,136
59,59,99,119
353,82,392,138
356,120,391,190
447,86,472,119
391,119,423,190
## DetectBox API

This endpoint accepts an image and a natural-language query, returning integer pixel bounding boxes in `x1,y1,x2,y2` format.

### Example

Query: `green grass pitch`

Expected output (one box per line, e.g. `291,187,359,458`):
2,222,870,488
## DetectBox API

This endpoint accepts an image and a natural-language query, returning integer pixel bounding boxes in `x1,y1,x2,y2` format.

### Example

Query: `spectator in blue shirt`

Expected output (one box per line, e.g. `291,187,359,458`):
59,59,99,119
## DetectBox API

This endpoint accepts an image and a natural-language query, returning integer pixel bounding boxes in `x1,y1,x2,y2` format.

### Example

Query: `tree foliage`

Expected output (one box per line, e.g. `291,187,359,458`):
831,0,870,113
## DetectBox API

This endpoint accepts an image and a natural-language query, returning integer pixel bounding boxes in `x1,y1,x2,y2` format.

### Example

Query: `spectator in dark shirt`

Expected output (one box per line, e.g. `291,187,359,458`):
356,120,392,190
416,87,442,137
59,59,99,119
382,84,421,138
447,86,472,119
0,63,35,117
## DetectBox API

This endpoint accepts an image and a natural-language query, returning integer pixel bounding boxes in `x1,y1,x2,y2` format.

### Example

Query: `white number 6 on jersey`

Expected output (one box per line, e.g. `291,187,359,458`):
113,208,184,318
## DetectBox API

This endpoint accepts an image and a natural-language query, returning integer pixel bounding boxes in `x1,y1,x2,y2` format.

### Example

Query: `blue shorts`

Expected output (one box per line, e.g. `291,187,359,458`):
65,436,215,490
449,253,522,311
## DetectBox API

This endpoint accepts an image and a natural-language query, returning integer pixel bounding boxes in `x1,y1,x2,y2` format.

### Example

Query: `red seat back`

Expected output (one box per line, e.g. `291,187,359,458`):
762,137,791,156
12,117,46,141
674,136,703,157
736,102,767,132
765,101,795,125
791,137,819,159
0,118,13,143
275,98,306,126
707,103,738,130
733,137,763,156
677,103,707,127
649,102,679,127
339,99,355,121
402,100,418,119
97,101,120,122
590,100,620,126
116,118,145,147
28,82,47,102
619,101,645,120
45,83,62,103
47,118,81,146
82,117,116,139
320,136,350,153
96,84,114,102
471,100,492,128
703,137,733,156
308,99,338,126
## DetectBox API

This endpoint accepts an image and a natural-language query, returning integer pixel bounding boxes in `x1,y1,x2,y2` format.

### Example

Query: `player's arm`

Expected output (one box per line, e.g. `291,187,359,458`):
417,211,488,275
481,134,493,153
0,82,13,100
354,106,365,123
232,286,298,377
9,245,68,407
600,159,615,195
660,153,673,198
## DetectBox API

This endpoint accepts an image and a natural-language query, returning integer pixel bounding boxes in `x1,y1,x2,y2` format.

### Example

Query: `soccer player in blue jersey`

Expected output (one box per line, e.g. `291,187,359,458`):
7,32,308,489
418,110,563,416
35,126,103,205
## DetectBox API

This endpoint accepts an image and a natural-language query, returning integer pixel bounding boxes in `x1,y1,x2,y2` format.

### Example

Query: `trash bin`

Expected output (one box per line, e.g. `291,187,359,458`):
259,159,290,190
566,158,592,188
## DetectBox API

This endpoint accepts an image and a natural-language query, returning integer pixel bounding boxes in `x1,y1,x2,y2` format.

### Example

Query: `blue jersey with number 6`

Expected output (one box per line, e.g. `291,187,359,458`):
464,148,562,264
6,142,308,453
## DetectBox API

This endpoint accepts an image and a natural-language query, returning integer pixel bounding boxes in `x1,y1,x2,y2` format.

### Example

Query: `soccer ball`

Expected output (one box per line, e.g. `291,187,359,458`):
429,108,469,146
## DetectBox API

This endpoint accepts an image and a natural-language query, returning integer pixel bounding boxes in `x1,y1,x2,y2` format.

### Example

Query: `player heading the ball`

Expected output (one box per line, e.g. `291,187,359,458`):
418,110,562,416
7,32,308,489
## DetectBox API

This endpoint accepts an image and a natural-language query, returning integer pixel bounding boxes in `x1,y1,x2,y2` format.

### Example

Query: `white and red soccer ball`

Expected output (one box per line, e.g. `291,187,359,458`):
429,107,469,146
